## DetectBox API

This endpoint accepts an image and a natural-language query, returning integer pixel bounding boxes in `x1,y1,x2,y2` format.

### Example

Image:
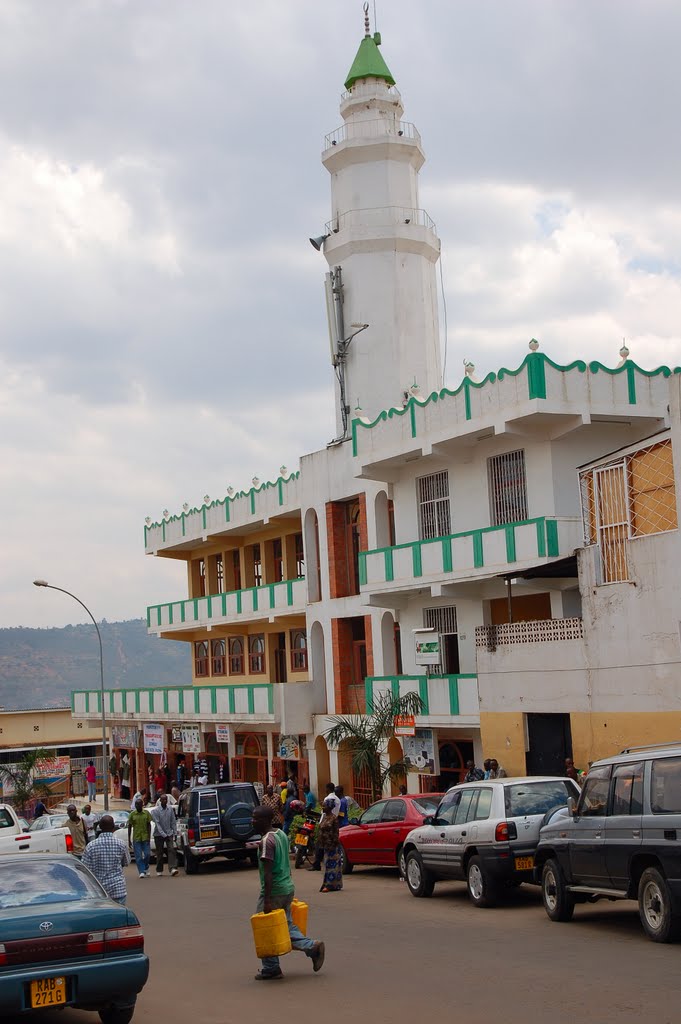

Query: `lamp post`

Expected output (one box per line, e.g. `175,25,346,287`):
33,581,109,811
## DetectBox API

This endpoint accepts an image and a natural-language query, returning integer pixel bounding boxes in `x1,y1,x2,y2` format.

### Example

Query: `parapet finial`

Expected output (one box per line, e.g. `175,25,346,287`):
363,1,370,36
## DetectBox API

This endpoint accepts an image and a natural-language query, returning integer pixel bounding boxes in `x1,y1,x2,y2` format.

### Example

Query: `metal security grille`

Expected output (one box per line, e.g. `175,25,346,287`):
580,439,677,585
488,450,528,526
424,606,457,675
417,472,451,540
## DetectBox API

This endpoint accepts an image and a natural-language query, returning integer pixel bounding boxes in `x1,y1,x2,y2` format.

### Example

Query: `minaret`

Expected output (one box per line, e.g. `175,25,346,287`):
321,8,443,436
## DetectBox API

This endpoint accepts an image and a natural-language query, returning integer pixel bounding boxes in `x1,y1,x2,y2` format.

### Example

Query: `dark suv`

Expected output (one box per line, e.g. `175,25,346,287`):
536,743,681,942
176,783,260,875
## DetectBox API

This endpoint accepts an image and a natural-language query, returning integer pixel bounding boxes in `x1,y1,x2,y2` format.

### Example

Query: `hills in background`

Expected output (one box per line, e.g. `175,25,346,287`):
0,619,190,710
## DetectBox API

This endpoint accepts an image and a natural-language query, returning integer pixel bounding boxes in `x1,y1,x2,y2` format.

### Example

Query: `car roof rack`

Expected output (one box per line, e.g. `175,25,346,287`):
619,741,681,754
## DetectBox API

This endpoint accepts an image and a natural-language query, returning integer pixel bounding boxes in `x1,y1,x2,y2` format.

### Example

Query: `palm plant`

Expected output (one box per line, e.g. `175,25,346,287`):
0,747,52,815
324,690,425,803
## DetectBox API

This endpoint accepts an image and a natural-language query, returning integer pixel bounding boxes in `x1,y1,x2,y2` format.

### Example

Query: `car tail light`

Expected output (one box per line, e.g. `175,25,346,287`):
188,828,196,846
65,832,74,853
87,931,105,955
104,927,144,953
495,821,518,842
0,944,6,967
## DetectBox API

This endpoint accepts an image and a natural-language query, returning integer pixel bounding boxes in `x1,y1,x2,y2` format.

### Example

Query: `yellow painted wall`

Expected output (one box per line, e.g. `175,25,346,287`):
479,711,527,776
0,709,94,750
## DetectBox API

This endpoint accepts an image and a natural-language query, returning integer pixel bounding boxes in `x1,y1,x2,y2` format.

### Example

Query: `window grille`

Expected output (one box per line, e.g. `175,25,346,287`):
252,544,262,587
580,439,677,585
194,641,209,677
417,472,451,540
488,450,528,526
228,637,244,675
423,606,457,675
295,533,305,577
211,639,226,676
215,554,224,594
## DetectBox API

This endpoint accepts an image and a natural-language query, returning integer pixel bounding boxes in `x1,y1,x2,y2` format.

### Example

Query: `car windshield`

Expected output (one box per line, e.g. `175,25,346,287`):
504,781,573,817
217,787,258,814
411,797,440,816
0,861,104,909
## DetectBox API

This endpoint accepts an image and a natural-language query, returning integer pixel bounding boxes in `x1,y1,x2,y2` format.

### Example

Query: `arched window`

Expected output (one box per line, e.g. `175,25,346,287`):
290,629,308,671
211,639,226,676
249,634,265,674
194,641,209,677
228,637,244,675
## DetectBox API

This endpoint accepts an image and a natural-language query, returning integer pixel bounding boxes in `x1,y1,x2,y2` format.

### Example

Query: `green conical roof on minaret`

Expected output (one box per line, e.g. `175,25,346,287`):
344,31,395,91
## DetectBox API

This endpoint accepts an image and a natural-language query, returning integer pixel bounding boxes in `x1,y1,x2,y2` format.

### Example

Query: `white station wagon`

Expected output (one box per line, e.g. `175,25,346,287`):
402,776,580,907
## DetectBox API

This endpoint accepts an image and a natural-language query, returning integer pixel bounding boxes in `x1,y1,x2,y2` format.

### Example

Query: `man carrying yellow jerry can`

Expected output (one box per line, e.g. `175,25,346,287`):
251,805,325,981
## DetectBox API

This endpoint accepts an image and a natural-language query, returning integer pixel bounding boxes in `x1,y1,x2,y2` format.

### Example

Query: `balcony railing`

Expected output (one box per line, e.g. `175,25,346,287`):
325,206,436,236
147,577,306,632
359,517,582,591
365,674,479,720
72,684,275,721
476,618,584,648
324,118,420,149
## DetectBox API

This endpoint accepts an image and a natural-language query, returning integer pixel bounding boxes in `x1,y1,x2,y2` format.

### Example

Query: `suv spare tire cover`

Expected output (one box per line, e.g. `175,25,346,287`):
224,802,256,841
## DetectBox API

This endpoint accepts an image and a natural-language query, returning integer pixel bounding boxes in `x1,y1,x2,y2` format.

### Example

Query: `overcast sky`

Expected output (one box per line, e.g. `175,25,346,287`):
3,0,680,629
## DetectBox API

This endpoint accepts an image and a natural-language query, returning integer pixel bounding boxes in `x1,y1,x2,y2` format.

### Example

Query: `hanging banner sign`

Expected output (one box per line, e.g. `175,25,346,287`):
181,725,201,753
215,725,230,744
414,628,440,666
394,715,416,737
35,756,71,779
403,729,440,776
143,723,165,755
278,735,301,760
112,725,139,749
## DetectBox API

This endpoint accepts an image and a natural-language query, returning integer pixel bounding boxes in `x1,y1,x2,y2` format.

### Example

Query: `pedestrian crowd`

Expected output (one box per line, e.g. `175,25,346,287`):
463,757,508,781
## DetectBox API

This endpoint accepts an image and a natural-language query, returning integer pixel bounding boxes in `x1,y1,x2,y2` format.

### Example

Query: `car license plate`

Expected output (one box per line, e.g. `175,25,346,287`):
295,833,308,846
201,828,220,839
30,977,66,1008
514,855,535,871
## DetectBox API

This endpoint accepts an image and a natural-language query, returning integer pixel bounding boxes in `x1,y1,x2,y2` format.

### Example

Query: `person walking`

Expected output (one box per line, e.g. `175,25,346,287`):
318,798,343,893
85,761,98,802
130,787,148,810
127,796,153,878
81,803,97,844
82,814,130,904
151,794,178,875
252,805,325,981
261,785,284,828
309,783,340,871
65,804,88,859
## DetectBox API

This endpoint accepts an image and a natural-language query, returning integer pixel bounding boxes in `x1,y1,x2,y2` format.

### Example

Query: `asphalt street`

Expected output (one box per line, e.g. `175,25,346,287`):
7,858,679,1024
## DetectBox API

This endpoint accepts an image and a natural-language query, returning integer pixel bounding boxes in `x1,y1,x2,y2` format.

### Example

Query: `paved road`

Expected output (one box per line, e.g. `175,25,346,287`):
8,859,679,1024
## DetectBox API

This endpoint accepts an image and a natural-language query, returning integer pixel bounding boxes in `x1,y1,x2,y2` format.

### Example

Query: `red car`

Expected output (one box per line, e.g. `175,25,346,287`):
340,793,444,876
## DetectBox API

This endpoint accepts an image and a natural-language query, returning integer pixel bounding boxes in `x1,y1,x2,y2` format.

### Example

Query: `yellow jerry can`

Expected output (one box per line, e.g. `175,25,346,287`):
291,898,308,935
251,909,292,958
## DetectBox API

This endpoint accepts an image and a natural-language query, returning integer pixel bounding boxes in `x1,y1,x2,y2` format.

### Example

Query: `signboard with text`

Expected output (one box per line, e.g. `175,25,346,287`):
143,723,165,755
394,715,416,737
403,729,439,775
181,725,201,753
414,628,440,666
215,725,230,745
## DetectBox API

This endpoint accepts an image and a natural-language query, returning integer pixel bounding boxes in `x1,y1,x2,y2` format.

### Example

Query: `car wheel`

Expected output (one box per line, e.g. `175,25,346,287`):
341,846,354,874
183,846,199,875
405,852,434,898
99,1005,135,1024
638,867,681,943
466,855,500,908
397,846,407,878
541,858,575,922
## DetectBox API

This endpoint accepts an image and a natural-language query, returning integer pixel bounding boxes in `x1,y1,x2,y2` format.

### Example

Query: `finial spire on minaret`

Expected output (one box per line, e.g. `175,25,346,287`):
363,2,371,36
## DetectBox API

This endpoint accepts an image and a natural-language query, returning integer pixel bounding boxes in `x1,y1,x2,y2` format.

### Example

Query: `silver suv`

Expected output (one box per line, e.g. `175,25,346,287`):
403,776,580,907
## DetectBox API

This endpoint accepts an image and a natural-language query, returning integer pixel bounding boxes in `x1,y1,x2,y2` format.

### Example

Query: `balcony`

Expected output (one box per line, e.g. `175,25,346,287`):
324,118,420,149
325,206,436,236
365,674,480,726
475,617,584,648
359,516,582,599
147,577,306,635
71,681,319,734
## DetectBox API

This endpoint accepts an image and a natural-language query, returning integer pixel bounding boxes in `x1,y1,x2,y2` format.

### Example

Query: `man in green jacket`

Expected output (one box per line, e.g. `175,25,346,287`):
252,805,325,981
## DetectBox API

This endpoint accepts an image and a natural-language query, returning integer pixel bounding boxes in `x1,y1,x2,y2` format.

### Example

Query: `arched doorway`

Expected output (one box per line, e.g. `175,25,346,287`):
374,490,395,549
314,735,331,792
304,508,322,602
381,611,397,676
310,621,327,713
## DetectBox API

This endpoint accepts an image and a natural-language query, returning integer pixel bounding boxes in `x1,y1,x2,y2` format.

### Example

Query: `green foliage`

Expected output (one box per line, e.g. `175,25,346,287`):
324,690,425,803
0,748,52,814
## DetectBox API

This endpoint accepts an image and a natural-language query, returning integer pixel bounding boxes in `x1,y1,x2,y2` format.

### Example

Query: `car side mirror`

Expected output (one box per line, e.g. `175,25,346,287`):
567,797,577,817
423,815,435,826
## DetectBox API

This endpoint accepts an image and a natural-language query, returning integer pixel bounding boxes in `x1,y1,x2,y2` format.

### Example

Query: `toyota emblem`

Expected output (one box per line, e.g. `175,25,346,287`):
39,921,53,932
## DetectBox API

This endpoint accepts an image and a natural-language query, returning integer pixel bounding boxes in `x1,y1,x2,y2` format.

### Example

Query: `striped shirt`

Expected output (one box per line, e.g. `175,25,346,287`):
82,834,130,901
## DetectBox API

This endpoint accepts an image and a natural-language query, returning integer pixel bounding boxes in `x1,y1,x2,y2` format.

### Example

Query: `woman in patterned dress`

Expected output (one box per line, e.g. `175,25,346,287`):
318,797,343,893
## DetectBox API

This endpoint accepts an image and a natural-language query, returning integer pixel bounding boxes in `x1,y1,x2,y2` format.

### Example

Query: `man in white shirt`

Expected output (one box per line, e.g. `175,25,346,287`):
81,803,97,843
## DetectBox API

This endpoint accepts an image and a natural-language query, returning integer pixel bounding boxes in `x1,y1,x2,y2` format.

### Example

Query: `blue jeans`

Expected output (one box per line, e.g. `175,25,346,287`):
133,840,151,875
256,891,315,973
88,781,97,800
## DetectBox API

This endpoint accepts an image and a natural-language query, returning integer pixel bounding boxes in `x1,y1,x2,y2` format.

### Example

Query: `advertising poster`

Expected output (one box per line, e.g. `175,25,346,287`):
112,725,139,749
143,723,165,755
403,729,440,775
278,735,301,759
181,725,201,753
414,628,440,666
215,725,230,744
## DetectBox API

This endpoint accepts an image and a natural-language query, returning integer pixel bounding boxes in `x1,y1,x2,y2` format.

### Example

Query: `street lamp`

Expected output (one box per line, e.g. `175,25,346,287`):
33,580,109,811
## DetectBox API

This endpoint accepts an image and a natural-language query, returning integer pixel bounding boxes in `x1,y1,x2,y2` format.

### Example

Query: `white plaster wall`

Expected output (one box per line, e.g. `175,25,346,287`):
477,641,589,713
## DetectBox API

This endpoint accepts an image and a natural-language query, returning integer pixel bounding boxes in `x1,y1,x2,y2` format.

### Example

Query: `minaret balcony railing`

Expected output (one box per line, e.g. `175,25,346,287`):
324,118,420,149
339,83,402,104
325,205,436,236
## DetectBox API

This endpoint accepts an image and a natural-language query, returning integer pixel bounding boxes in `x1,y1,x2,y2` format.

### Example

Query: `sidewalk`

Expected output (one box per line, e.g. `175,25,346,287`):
53,795,132,814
